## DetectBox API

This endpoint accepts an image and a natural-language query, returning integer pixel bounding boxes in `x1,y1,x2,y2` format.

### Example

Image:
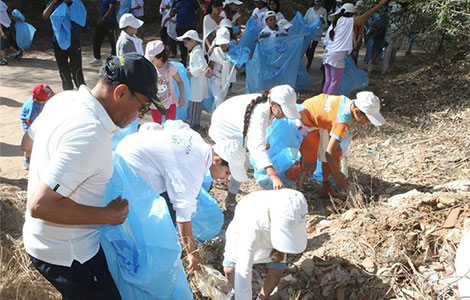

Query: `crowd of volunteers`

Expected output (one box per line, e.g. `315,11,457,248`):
5,0,466,299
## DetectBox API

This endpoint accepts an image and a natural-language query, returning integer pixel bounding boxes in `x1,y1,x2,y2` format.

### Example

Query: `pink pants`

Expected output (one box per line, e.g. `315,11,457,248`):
323,63,345,95
150,104,176,124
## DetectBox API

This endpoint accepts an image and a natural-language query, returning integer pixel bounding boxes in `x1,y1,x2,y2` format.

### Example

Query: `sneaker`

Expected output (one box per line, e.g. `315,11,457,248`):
0,59,7,65
14,50,23,61
89,58,102,66
23,158,30,170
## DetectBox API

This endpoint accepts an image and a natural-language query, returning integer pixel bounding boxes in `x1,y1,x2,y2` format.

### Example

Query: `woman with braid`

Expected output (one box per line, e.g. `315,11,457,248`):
322,0,389,94
208,85,301,208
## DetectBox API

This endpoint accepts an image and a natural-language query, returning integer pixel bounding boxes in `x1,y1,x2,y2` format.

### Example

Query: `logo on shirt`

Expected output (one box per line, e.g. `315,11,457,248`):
170,135,185,147
324,96,335,112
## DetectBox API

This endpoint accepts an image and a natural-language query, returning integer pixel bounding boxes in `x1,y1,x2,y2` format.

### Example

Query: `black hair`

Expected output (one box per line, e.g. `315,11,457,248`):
269,0,280,13
207,0,224,15
329,9,354,41
220,159,229,167
242,91,269,144
155,50,168,63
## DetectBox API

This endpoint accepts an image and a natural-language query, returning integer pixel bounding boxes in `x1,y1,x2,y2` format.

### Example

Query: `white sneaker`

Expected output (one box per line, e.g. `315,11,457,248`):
89,58,102,66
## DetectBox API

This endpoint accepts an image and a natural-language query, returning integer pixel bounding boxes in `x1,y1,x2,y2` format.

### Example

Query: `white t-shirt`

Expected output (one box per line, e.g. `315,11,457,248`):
23,85,120,267
115,124,212,222
131,0,144,17
208,94,274,171
224,190,288,300
252,7,268,30
259,25,286,39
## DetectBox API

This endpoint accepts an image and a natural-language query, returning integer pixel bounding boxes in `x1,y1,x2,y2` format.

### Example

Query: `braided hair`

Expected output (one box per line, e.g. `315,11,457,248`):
242,91,269,145
329,9,354,41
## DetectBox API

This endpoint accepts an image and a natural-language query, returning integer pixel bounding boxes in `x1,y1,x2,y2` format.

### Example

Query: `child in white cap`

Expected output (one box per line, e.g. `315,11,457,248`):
286,92,386,194
145,40,185,124
208,84,301,207
177,30,209,130
116,13,144,55
220,0,243,37
259,11,286,39
206,27,234,109
223,189,308,300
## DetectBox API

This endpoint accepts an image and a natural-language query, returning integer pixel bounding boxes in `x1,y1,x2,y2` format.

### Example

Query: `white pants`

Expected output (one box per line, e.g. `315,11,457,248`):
211,76,229,110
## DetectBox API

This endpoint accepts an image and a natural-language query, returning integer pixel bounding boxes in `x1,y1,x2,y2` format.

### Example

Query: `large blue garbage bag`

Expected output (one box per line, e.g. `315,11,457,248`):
101,154,193,300
117,0,132,23
11,9,36,50
192,188,223,242
50,3,71,50
70,0,87,27
238,17,259,55
246,34,304,93
202,83,214,113
112,118,139,150
337,56,369,96
227,45,250,68
201,171,213,192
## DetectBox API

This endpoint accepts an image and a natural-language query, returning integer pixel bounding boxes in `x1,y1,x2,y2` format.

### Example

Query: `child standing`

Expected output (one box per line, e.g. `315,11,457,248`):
145,40,185,124
304,0,327,71
20,83,54,169
252,0,268,31
0,1,23,65
116,13,144,55
206,27,234,109
178,30,208,130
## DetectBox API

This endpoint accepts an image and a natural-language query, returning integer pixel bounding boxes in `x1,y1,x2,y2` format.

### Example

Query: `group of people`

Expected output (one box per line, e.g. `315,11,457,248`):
12,0,414,299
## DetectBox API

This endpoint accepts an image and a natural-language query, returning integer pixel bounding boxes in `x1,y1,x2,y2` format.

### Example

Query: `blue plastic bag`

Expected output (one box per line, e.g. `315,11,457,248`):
202,83,214,113
117,0,132,23
201,171,213,192
101,154,193,300
238,17,259,56
191,188,224,242
170,61,190,122
50,3,71,50
227,45,250,68
12,9,36,50
337,56,369,96
112,118,139,150
70,0,87,27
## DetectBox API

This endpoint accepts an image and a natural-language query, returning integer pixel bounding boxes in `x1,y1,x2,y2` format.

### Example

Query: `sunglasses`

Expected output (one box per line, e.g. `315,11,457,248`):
130,89,151,115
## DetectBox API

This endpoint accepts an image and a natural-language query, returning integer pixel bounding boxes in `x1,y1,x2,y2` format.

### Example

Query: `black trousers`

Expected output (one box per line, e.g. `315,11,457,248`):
29,247,121,300
93,22,117,59
176,27,195,67
53,39,86,91
160,26,177,55
305,40,319,71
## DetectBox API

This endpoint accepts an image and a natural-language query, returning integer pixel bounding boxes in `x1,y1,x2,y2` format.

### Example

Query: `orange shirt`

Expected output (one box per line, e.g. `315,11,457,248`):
300,94,353,141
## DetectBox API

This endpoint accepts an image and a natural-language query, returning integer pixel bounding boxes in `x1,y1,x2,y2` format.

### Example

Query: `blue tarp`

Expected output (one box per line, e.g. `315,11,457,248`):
11,9,36,50
50,3,71,50
70,0,87,27
101,154,193,300
337,56,369,96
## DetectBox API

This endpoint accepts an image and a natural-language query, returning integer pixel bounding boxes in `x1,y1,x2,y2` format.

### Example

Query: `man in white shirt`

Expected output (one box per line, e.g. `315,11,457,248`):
116,120,247,272
223,189,308,300
21,53,165,300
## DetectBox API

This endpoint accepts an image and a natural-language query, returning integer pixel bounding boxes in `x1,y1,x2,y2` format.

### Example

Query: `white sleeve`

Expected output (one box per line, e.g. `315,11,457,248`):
165,172,199,223
234,228,259,300
189,50,208,77
246,105,272,171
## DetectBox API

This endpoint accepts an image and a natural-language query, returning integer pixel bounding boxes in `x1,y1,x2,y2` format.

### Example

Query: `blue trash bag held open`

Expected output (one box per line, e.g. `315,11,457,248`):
101,154,193,300
12,9,36,50
238,17,259,56
227,45,250,68
112,118,139,150
191,188,224,242
117,0,132,23
70,0,87,27
337,56,369,96
50,3,71,50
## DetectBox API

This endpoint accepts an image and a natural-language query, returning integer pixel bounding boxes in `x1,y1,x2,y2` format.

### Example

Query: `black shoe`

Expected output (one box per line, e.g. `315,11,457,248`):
15,50,23,61
0,59,8,65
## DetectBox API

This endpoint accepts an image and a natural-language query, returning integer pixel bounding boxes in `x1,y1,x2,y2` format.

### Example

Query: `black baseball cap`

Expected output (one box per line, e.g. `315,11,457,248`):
103,53,166,115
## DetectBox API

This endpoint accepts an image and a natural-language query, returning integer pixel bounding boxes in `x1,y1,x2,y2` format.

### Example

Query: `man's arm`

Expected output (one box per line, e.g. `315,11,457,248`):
100,3,116,24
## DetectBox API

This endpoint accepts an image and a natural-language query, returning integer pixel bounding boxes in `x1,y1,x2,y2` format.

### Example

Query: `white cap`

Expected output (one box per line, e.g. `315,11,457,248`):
278,19,292,30
213,140,248,182
353,91,386,126
145,40,165,61
223,0,243,6
220,18,233,29
268,85,300,119
270,189,308,254
215,27,230,45
177,29,202,43
138,122,163,132
338,3,355,14
264,10,276,22
119,13,144,29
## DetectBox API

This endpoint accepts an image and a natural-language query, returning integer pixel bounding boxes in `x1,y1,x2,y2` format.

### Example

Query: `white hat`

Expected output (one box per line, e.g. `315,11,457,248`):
144,40,165,61
220,18,233,29
177,29,202,43
215,27,230,45
213,140,248,182
223,0,243,6
138,122,163,132
119,13,144,29
268,85,301,120
278,19,292,30
270,189,308,254
338,3,355,14
353,91,386,126
264,10,276,22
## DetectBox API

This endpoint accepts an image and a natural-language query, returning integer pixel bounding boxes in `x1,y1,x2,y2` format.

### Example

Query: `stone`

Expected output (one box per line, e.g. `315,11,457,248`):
300,258,315,276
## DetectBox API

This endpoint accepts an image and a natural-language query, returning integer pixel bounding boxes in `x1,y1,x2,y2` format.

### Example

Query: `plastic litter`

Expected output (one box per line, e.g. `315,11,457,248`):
192,265,233,300
101,153,193,300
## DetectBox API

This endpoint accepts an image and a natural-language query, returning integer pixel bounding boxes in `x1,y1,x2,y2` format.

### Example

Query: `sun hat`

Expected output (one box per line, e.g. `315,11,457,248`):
144,40,165,61
119,13,144,29
338,3,355,14
264,10,277,21
270,189,308,254
32,83,54,102
177,29,202,43
214,27,230,45
278,19,292,30
220,18,233,29
353,91,386,126
213,140,248,182
268,85,301,120
223,0,243,6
